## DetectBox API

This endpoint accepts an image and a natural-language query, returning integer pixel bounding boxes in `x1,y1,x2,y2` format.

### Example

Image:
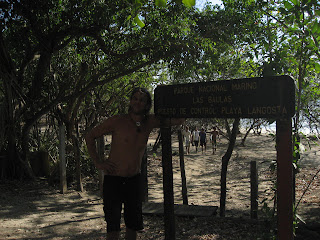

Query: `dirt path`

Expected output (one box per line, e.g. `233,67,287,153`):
0,133,319,239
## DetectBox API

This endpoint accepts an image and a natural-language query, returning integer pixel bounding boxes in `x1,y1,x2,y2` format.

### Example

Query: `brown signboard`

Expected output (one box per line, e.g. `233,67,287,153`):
154,75,295,118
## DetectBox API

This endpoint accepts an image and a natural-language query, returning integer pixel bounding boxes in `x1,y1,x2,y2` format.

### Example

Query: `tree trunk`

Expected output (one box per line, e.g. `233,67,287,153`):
220,118,240,217
2,68,34,179
224,119,231,140
21,118,38,179
178,129,188,205
2,66,18,179
72,127,83,192
152,131,161,152
220,159,228,217
241,119,260,147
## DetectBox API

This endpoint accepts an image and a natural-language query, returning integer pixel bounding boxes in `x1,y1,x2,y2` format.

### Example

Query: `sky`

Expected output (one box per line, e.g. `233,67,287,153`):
195,0,223,9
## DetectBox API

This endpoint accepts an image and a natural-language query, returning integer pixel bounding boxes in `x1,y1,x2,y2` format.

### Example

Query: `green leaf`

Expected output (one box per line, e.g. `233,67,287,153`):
134,15,145,27
134,0,143,8
278,7,287,14
315,62,320,72
155,0,167,7
182,0,196,7
284,1,294,10
311,21,320,34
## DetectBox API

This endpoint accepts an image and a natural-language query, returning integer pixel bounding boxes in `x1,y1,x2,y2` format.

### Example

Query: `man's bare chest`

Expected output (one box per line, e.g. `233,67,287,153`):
112,123,151,146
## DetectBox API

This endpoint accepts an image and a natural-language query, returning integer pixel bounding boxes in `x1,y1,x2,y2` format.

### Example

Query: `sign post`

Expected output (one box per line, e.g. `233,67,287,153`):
161,125,176,240
276,119,294,240
155,75,295,240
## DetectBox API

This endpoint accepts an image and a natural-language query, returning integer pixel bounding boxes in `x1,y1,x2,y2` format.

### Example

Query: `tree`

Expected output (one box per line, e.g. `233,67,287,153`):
0,0,204,179
248,0,320,134
219,118,240,217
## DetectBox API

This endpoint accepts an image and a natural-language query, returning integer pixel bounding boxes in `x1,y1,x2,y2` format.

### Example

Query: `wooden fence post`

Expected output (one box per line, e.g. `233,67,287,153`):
250,161,258,219
59,124,67,194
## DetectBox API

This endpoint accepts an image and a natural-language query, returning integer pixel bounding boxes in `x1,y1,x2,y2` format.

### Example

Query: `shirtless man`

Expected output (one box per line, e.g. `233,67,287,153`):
182,126,191,154
210,126,219,154
85,87,184,240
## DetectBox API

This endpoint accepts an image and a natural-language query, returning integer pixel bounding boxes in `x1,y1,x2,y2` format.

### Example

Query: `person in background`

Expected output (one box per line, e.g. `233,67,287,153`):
192,127,200,153
182,126,192,154
85,87,184,240
199,128,207,154
210,126,219,154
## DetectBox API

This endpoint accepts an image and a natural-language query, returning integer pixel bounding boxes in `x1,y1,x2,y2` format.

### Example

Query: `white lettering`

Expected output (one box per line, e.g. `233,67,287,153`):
173,86,194,95
232,82,257,91
198,85,227,93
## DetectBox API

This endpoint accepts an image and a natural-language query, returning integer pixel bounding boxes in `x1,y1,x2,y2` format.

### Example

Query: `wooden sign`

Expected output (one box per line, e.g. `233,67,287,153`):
154,75,295,118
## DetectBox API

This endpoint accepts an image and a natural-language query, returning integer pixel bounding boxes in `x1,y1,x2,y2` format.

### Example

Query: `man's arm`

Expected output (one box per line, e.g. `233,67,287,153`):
84,117,115,170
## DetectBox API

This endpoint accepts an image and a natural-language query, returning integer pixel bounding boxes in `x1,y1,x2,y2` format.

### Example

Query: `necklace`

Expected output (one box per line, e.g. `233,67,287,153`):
135,121,141,132
129,114,144,132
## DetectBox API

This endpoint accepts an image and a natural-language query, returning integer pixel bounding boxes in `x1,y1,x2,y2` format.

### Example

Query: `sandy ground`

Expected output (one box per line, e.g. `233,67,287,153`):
0,132,319,239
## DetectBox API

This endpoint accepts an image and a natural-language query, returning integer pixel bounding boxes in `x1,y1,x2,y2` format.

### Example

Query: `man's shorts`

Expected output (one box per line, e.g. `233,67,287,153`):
200,140,206,147
193,140,199,147
103,174,143,232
